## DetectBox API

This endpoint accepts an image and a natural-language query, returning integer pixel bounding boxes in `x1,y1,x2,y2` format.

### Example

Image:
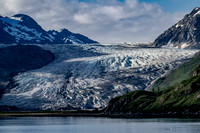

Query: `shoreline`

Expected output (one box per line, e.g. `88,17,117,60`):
0,113,104,117
1,112,200,119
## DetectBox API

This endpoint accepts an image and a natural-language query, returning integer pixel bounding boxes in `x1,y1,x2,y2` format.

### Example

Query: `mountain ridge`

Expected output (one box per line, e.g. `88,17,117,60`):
0,14,98,44
153,7,200,49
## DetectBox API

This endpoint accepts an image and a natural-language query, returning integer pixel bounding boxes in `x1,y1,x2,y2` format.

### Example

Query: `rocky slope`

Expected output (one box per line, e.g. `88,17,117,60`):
153,7,200,49
0,45,54,100
104,54,200,117
0,14,98,44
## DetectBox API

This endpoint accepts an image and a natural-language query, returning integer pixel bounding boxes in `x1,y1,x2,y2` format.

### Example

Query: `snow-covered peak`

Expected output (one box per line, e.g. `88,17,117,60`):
154,7,200,49
12,14,32,21
190,7,200,17
0,14,98,44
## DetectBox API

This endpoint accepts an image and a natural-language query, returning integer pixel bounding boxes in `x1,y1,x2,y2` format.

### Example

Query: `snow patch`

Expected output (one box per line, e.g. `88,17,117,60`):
181,43,190,49
175,23,184,28
0,17,20,25
194,11,200,17
52,31,57,35
10,17,23,21
69,35,84,44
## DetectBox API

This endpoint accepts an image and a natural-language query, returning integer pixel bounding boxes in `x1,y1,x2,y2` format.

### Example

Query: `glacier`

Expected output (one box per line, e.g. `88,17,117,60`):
0,44,198,110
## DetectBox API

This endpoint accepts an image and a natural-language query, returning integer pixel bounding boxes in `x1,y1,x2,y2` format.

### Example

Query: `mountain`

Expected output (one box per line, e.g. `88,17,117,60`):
0,14,98,44
153,7,200,49
104,53,200,117
0,45,54,100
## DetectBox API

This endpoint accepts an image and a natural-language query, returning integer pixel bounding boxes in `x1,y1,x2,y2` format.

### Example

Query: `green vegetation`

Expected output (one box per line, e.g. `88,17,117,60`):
107,90,157,113
146,75,200,113
106,74,200,114
105,55,200,115
151,53,200,91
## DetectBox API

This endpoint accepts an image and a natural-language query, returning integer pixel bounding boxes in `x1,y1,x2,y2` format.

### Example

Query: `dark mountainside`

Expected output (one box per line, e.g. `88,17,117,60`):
153,7,200,49
0,45,54,106
0,14,98,44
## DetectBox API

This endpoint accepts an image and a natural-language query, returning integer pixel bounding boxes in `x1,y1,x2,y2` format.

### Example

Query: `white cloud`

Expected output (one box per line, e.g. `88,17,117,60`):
0,0,185,43
74,13,94,24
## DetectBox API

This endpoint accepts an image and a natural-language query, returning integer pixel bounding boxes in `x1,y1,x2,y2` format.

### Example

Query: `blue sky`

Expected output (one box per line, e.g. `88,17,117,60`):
0,0,199,43
139,0,199,13
78,0,199,13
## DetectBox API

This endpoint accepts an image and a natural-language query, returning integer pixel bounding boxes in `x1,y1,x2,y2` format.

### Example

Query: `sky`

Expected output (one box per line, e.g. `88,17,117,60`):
0,0,199,43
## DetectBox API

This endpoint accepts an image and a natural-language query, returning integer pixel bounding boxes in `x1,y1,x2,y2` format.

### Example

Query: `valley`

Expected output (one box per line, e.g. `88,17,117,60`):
0,43,197,110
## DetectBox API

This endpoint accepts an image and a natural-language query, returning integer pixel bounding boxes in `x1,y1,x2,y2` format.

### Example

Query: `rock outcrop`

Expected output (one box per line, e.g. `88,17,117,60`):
154,7,200,49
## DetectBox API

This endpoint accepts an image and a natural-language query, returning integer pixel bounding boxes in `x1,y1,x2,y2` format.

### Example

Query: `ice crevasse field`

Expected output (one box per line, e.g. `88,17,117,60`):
0,43,198,110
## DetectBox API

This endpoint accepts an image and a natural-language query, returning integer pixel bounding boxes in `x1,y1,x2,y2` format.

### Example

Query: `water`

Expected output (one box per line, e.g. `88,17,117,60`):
0,117,200,133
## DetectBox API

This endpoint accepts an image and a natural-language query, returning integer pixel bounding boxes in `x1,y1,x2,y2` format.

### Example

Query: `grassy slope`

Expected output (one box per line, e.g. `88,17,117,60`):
151,53,200,91
105,55,200,115
147,75,200,113
106,90,157,114
106,74,200,114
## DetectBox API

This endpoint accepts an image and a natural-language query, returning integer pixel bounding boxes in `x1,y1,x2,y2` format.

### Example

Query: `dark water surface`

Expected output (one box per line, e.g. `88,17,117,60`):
0,117,200,133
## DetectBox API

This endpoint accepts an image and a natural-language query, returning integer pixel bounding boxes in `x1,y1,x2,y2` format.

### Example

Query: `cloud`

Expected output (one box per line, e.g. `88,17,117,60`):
0,0,185,43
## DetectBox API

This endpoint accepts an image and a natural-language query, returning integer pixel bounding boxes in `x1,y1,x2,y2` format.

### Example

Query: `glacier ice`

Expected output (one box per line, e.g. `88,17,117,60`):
0,44,198,110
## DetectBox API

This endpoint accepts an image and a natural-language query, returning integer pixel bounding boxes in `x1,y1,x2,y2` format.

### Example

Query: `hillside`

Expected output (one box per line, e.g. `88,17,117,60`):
0,45,54,100
150,52,200,91
104,54,200,117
